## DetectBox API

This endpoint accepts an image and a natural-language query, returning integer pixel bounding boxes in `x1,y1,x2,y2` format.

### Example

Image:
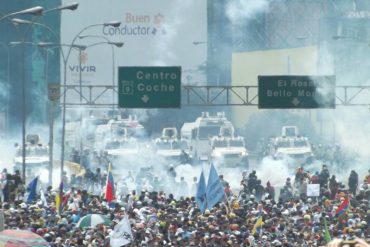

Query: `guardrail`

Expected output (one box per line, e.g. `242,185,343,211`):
52,84,370,107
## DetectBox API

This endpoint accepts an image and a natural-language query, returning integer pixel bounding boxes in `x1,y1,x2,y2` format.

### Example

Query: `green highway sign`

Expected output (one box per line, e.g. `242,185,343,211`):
258,75,336,109
118,66,181,108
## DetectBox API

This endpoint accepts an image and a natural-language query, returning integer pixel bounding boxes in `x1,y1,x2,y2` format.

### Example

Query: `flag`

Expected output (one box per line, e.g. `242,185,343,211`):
105,163,115,202
56,181,64,214
195,170,207,213
110,214,133,247
252,216,264,235
125,196,134,212
336,196,350,216
55,193,61,215
25,177,38,203
40,189,48,206
206,164,225,210
61,192,70,212
323,218,331,243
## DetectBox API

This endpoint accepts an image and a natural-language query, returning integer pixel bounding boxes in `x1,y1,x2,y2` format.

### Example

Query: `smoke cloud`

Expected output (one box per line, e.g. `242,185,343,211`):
226,0,270,24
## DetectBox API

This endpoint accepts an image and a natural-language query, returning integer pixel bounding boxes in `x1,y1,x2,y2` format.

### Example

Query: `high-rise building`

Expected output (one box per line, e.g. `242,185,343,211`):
207,0,370,86
0,0,61,136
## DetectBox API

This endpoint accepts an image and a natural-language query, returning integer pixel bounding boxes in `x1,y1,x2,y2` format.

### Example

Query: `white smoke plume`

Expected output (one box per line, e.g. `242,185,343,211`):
226,0,270,24
151,0,207,85
0,138,17,171
0,79,7,99
152,0,195,66
334,108,370,162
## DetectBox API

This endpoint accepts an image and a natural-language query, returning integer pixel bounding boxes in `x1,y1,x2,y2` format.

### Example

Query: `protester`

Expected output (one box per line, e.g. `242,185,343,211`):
349,170,359,196
0,164,368,247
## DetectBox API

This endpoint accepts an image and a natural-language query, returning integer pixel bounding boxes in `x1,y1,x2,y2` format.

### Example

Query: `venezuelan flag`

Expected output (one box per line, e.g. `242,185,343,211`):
105,163,115,202
252,216,264,235
336,196,350,216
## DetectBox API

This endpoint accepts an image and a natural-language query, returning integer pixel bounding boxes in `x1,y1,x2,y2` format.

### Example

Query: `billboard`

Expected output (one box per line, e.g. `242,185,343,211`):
60,0,207,105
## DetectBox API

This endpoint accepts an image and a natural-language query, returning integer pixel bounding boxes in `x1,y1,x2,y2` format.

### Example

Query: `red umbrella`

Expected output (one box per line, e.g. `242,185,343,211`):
0,230,49,247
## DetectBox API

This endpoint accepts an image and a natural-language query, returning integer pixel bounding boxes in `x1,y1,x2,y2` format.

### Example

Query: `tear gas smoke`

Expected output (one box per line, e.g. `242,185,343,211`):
226,0,270,24
0,138,17,171
0,79,7,99
255,157,292,187
334,108,370,159
152,0,193,65
152,0,206,85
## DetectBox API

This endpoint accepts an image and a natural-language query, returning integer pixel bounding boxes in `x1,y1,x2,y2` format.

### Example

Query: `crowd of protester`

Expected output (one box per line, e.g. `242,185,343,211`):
0,162,369,246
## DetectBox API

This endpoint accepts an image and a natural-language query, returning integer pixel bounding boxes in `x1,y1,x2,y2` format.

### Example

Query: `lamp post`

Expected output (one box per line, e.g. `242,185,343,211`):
0,6,43,22
79,35,124,110
43,48,55,187
76,37,123,168
59,22,120,184
7,4,78,182
1,2,78,22
9,40,41,181
37,21,121,184
10,41,55,184
0,42,10,137
41,40,122,170
44,2,79,13
11,17,67,186
193,41,207,45
39,42,84,186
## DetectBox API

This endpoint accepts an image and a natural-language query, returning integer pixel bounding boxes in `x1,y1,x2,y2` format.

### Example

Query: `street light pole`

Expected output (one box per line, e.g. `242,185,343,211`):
10,24,61,183
43,48,56,187
76,37,123,167
10,41,53,182
0,2,77,22
8,3,79,183
2,5,69,180
1,6,43,182
0,6,43,22
38,42,83,185
58,22,120,184
37,22,121,184
44,2,79,14
79,35,124,111
0,42,10,137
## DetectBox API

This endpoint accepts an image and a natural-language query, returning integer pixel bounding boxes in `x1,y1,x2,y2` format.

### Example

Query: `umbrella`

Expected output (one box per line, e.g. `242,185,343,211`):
76,214,111,229
0,229,49,247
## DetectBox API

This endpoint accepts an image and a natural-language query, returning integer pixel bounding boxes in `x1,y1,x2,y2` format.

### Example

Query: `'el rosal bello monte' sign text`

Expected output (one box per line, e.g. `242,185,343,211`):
258,75,336,109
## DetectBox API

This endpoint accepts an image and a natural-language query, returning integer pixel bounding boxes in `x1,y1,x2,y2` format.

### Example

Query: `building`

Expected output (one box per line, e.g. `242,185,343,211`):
0,0,61,136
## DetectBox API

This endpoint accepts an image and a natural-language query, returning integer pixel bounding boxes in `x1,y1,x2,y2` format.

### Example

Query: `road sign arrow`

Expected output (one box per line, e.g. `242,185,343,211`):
141,94,150,103
292,97,300,106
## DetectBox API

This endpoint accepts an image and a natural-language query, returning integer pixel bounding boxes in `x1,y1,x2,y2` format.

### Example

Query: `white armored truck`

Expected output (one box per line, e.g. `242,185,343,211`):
14,134,49,172
210,125,249,168
153,128,190,165
270,126,314,164
180,112,235,162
